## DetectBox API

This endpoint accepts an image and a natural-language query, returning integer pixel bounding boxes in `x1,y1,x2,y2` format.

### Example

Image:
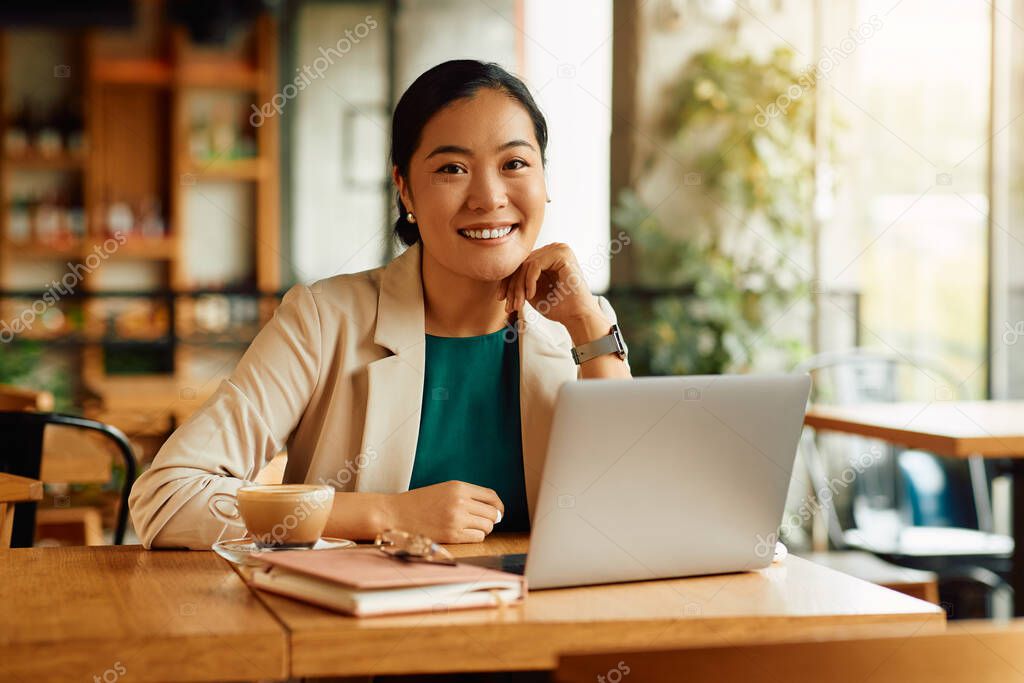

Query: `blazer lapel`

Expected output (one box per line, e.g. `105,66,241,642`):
352,242,577,507
517,303,577,517
354,243,426,493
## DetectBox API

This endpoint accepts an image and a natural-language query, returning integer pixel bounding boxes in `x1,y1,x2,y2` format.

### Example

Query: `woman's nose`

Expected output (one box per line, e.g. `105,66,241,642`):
466,170,508,213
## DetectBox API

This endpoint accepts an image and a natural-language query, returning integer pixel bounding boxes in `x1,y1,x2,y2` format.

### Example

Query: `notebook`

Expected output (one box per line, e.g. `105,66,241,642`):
250,547,527,617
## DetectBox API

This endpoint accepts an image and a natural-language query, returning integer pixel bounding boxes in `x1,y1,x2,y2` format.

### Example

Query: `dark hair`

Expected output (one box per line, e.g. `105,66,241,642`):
390,59,548,246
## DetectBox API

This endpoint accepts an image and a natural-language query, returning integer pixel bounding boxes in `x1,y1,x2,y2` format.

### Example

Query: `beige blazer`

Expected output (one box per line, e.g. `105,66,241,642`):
129,242,624,548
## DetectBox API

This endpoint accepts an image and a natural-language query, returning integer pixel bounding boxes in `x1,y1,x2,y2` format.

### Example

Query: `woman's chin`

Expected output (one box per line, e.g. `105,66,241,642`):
454,250,528,282
461,262,519,283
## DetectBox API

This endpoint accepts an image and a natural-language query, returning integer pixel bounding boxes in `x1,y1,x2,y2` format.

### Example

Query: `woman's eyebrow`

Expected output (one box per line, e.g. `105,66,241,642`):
424,139,536,159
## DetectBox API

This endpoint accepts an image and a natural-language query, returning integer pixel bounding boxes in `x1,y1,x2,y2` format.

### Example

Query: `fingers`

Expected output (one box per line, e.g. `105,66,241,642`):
464,511,495,535
468,499,501,525
516,253,547,311
502,246,575,313
505,265,526,314
461,482,504,516
498,274,512,302
459,528,486,543
524,259,543,303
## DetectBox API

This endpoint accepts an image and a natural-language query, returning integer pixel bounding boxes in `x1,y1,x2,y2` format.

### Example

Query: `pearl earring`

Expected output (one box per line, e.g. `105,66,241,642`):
406,212,416,223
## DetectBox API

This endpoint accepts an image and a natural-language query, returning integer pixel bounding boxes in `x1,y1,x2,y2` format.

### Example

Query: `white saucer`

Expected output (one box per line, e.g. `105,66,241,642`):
213,536,356,566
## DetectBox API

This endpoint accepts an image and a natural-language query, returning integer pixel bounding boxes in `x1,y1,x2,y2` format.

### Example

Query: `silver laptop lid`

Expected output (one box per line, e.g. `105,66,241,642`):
526,374,810,589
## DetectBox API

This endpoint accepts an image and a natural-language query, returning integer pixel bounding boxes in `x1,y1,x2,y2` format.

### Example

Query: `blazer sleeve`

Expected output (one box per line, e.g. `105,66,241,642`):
578,295,631,379
128,284,323,549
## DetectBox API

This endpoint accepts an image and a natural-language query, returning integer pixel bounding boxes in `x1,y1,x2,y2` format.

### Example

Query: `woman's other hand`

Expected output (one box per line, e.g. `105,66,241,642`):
386,480,504,543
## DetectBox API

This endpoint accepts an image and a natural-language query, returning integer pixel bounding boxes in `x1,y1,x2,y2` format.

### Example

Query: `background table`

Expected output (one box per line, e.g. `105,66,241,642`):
804,400,1024,614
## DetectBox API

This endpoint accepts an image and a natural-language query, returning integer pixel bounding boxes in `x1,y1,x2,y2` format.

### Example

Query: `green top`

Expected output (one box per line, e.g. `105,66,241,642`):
409,327,530,532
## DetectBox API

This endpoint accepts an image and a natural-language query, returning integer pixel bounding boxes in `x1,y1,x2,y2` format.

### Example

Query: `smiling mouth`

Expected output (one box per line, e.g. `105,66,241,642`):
458,224,518,240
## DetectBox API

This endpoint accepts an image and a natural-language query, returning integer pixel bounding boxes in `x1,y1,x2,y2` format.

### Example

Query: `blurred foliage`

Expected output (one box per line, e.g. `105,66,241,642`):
612,44,816,375
0,342,76,412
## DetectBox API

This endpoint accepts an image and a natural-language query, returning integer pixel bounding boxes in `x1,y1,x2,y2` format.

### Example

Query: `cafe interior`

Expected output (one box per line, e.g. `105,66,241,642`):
2,0,1024,681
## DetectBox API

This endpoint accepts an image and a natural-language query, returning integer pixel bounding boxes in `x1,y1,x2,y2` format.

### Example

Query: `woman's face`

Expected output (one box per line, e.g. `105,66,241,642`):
394,88,547,282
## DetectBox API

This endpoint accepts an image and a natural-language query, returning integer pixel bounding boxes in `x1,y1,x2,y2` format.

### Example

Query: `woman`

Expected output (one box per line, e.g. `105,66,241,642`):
129,60,631,549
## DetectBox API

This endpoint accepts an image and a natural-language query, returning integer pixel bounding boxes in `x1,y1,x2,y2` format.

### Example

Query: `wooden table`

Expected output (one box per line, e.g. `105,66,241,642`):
0,536,945,681
252,534,945,679
804,400,1024,614
0,546,288,681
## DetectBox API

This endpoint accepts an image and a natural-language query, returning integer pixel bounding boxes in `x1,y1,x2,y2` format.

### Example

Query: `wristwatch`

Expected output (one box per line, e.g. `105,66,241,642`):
571,324,627,365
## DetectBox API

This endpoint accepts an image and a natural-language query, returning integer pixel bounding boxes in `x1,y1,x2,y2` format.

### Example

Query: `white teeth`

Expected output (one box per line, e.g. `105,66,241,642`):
460,225,514,240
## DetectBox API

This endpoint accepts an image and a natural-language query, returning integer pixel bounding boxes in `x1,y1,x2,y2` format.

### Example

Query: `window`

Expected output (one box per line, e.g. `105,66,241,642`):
820,0,991,398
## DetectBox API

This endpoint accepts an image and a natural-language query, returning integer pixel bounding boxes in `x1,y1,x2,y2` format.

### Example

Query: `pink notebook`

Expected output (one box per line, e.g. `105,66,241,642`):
251,547,526,617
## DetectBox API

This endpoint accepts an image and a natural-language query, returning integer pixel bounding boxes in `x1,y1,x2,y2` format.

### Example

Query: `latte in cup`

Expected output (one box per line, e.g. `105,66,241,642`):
208,484,335,548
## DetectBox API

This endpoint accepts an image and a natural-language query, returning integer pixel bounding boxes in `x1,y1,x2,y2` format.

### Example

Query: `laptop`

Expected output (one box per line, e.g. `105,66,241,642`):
464,374,811,589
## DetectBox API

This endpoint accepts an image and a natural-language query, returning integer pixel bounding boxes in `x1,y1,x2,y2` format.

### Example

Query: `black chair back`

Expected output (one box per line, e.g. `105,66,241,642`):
0,412,137,547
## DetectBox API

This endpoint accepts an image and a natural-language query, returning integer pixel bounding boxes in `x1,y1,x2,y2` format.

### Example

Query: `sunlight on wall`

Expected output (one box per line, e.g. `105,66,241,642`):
524,0,613,292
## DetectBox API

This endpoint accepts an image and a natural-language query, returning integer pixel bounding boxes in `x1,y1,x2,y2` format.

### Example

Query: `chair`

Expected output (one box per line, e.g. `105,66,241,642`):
0,412,137,547
554,620,1024,683
795,349,1012,611
0,473,43,548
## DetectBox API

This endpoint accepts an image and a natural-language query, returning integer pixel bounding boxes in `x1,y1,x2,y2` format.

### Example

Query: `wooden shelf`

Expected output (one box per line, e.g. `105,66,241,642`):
91,58,172,86
0,13,280,428
92,60,263,91
4,153,84,171
3,240,82,258
177,63,263,91
6,335,171,347
185,157,265,180
3,238,175,260
109,237,176,259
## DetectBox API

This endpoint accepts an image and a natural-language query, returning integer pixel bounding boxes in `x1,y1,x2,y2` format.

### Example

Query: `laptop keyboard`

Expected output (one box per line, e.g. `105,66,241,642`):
460,552,527,575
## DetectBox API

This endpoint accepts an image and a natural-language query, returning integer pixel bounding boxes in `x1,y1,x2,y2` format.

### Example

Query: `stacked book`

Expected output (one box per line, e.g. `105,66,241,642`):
250,547,526,617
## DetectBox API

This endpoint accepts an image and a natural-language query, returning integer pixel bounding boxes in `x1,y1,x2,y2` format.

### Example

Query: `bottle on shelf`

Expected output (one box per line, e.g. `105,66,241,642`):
137,196,166,239
67,201,87,240
35,104,64,159
55,188,84,244
107,200,134,238
190,114,212,160
237,105,257,158
34,190,62,244
9,194,32,243
209,100,238,159
5,100,32,157
58,99,85,156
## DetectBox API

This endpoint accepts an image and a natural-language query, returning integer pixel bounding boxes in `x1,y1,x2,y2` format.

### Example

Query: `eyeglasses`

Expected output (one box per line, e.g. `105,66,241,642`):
373,529,457,566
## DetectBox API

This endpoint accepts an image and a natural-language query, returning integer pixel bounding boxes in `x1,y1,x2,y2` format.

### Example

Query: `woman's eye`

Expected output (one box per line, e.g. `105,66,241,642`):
505,159,528,170
437,163,466,174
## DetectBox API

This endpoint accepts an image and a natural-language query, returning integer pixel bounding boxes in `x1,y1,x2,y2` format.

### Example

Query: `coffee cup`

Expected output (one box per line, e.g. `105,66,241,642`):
208,484,335,548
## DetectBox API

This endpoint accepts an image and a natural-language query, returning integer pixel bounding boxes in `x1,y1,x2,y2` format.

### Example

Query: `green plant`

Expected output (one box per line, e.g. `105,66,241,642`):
613,44,815,375
0,342,76,412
